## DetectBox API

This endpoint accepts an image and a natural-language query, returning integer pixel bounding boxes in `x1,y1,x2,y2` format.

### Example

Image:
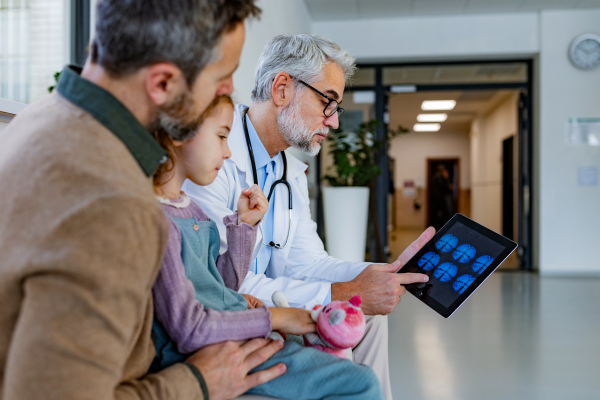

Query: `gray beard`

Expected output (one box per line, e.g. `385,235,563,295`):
149,90,203,142
277,97,328,157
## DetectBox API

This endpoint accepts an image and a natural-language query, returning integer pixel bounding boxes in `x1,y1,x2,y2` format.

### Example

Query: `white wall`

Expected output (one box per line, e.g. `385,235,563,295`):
312,13,539,62
470,93,519,233
538,10,600,276
233,0,312,105
390,131,471,190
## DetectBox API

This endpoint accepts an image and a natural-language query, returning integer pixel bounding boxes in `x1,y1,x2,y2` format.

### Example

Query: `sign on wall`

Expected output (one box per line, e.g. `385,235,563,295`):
566,118,600,146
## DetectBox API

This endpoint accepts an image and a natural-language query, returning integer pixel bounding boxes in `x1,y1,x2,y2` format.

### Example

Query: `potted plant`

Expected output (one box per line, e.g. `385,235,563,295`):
322,120,406,262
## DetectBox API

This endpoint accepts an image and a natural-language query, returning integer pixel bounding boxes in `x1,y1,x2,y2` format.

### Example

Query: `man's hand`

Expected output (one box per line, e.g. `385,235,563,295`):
238,184,268,226
331,227,436,316
241,293,265,309
186,339,286,400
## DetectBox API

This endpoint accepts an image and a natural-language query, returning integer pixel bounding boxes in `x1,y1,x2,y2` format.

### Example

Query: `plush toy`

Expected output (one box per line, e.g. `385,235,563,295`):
271,291,366,358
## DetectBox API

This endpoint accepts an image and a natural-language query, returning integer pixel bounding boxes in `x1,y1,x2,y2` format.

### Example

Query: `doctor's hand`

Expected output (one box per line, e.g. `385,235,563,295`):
331,227,436,316
238,184,268,226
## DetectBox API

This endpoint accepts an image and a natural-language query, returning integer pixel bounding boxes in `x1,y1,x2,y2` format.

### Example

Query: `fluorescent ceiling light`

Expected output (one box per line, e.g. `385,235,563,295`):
421,100,456,110
353,91,375,104
413,123,441,132
417,113,447,122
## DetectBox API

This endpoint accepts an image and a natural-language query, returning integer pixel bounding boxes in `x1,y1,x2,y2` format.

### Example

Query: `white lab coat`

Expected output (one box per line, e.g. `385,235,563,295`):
183,104,370,309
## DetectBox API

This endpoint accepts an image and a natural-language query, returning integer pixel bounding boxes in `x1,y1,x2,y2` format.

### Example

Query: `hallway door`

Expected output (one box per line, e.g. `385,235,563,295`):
502,136,515,240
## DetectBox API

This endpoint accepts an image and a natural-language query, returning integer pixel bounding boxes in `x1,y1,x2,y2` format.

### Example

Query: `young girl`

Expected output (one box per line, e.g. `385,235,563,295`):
151,95,383,400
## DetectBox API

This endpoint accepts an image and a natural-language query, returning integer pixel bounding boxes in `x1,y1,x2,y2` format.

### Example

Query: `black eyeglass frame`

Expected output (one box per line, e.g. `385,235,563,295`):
296,79,345,118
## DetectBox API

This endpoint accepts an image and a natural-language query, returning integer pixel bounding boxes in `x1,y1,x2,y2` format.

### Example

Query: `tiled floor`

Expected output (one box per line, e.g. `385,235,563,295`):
388,272,600,400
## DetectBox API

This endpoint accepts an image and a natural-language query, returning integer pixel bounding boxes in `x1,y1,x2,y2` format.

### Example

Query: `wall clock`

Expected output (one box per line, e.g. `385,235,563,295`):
569,33,600,70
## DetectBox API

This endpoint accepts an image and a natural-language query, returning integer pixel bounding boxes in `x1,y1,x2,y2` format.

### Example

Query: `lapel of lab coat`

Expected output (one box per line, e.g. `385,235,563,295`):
228,104,308,273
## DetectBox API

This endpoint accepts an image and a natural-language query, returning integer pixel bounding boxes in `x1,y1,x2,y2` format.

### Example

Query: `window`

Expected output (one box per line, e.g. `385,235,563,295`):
0,0,68,104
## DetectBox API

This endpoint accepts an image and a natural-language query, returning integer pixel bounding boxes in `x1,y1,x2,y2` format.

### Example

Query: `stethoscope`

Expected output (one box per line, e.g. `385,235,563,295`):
242,107,292,249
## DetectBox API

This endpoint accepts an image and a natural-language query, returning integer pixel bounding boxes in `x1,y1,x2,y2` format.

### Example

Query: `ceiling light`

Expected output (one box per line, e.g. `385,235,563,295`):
413,123,441,132
421,100,456,110
417,113,447,122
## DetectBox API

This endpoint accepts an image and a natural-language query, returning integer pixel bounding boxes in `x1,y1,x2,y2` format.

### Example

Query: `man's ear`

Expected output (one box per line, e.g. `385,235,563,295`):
145,63,186,107
271,72,295,108
171,139,185,148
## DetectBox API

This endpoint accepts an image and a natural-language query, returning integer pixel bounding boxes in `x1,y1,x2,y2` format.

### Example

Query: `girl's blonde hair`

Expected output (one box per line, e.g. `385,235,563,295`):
152,95,234,189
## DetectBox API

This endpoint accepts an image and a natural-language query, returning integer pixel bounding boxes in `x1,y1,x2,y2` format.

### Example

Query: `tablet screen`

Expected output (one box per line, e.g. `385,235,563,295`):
398,214,517,317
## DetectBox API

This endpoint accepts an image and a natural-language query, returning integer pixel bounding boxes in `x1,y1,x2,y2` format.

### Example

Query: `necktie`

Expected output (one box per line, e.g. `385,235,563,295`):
255,160,276,274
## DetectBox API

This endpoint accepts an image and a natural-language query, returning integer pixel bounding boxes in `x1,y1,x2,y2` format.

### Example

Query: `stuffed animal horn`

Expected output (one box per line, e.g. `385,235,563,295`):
271,291,366,358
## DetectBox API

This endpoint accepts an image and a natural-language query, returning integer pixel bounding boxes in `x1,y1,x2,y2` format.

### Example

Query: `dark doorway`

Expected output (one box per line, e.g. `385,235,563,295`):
427,158,459,231
502,136,515,240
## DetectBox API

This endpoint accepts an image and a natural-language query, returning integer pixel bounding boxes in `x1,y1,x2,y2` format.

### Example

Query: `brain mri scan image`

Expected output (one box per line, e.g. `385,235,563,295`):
472,255,495,274
436,234,458,253
453,274,476,294
418,252,440,271
452,244,476,263
434,262,458,282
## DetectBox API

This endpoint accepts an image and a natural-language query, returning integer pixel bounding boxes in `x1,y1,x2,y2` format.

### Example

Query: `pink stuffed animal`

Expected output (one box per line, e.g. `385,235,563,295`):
271,291,366,358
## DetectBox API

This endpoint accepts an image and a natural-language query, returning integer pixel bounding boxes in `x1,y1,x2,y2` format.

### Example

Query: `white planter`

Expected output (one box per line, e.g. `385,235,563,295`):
322,186,370,262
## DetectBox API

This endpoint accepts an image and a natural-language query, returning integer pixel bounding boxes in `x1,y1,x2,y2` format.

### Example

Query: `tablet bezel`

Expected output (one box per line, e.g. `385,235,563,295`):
398,214,518,318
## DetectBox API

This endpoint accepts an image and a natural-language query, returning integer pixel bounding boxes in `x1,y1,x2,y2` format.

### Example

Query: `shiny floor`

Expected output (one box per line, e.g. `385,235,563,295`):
388,272,600,400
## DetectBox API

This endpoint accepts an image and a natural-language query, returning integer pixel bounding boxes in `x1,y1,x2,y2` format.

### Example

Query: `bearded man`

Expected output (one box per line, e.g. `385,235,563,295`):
183,34,434,400
0,1,293,399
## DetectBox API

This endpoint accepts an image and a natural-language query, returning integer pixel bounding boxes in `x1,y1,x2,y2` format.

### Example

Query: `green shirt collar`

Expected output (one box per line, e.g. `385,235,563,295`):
56,66,167,177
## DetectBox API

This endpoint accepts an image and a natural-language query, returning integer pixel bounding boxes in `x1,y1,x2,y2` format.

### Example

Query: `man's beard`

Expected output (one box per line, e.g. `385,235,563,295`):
149,90,203,142
277,96,329,157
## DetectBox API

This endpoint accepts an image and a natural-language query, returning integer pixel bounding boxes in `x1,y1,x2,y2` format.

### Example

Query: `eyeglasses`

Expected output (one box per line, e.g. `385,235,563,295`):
297,79,345,118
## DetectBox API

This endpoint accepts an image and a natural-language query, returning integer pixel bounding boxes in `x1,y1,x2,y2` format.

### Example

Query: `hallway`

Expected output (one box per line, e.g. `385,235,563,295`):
388,272,600,400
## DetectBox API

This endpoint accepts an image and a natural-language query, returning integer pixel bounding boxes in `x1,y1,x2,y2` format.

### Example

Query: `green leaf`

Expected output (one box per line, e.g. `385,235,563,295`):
324,118,409,187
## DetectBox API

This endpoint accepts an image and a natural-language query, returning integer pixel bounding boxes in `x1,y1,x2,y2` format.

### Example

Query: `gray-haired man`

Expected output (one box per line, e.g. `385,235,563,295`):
0,1,291,400
185,34,435,399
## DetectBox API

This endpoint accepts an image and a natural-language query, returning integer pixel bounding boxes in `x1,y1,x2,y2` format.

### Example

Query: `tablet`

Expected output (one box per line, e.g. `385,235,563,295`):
398,214,517,318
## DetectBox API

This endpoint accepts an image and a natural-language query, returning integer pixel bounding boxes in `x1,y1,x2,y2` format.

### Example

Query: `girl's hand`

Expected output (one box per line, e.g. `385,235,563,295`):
238,185,268,226
241,294,265,309
269,308,317,335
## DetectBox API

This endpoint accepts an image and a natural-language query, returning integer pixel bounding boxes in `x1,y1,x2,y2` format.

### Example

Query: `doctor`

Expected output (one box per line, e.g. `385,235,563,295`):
183,34,433,399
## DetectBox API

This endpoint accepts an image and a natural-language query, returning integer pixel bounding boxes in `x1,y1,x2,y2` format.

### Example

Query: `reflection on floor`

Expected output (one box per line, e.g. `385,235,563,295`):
388,272,600,400
389,228,519,270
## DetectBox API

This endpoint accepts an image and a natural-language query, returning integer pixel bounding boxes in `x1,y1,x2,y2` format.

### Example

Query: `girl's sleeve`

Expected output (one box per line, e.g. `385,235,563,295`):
215,212,259,291
152,217,271,354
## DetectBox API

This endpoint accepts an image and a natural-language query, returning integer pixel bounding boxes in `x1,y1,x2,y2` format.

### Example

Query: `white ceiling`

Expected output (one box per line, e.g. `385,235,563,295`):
304,0,600,20
387,90,518,133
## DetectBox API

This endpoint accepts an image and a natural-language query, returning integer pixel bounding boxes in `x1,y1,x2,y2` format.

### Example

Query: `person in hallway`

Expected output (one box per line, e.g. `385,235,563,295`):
0,1,289,399
151,94,383,400
183,33,434,400
431,164,455,231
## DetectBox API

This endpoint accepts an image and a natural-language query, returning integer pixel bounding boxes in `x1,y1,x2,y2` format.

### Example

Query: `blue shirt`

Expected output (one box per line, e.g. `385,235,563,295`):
246,115,277,275
245,115,331,305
